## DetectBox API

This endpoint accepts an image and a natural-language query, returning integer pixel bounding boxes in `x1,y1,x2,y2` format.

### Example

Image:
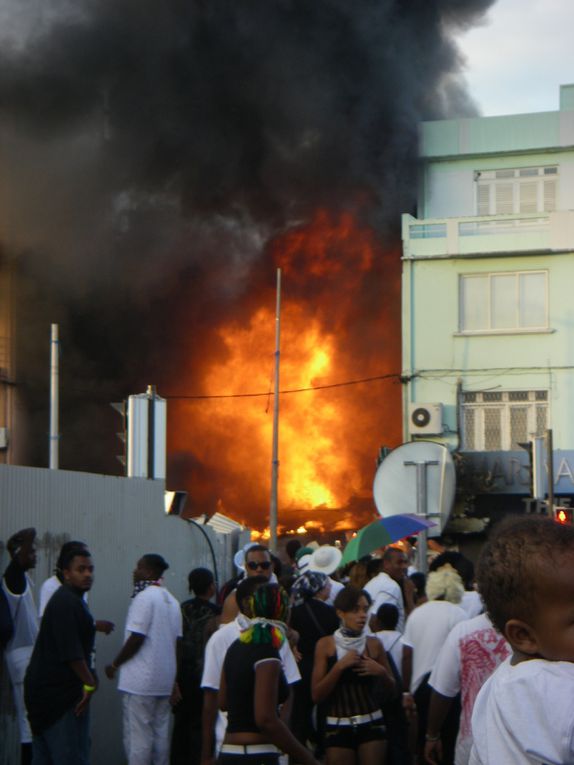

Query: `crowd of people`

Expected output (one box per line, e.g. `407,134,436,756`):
2,514,574,765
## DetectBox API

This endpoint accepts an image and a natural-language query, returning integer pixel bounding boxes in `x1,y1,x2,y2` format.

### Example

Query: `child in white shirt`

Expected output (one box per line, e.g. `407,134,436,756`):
470,515,574,765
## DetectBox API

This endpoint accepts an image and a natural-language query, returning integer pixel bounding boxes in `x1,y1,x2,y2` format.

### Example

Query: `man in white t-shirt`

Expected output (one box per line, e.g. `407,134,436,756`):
105,554,182,765
365,548,413,633
200,575,300,765
424,612,510,765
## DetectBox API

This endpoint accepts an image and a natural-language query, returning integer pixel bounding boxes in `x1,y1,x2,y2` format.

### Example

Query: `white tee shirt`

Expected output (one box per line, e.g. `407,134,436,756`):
375,630,403,678
460,591,483,619
365,572,405,633
1,575,38,684
470,658,574,765
201,616,300,689
429,613,510,765
118,585,183,696
402,600,467,693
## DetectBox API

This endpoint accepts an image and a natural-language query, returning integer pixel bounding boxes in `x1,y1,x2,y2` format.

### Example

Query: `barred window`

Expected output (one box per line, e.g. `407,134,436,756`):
462,390,549,451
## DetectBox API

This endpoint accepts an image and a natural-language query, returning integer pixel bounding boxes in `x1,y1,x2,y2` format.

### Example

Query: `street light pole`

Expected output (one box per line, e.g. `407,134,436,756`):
269,269,281,553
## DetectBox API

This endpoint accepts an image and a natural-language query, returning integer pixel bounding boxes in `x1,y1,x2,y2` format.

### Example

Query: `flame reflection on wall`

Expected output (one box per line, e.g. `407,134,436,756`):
168,208,402,531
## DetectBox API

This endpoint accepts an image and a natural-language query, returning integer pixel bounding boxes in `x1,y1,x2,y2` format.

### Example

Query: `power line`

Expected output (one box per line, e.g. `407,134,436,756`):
164,372,402,400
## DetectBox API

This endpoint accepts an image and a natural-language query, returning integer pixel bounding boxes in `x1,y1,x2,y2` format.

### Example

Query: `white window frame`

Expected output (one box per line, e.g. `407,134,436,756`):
459,270,549,334
462,390,549,452
475,166,558,216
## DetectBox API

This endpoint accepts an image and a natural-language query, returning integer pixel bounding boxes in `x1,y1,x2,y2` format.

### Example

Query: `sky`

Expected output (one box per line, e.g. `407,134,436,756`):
457,0,574,116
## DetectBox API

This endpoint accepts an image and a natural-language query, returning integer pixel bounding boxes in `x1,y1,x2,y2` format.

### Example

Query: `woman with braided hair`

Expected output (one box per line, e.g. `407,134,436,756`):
219,582,319,765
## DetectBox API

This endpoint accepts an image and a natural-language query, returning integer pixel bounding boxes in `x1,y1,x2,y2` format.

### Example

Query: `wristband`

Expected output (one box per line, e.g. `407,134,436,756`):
83,684,96,693
402,692,412,697
425,733,440,742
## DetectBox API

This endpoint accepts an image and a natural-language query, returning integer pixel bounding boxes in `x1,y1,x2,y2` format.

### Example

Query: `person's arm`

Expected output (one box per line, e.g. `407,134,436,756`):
424,690,454,765
201,688,219,765
311,638,359,703
279,684,293,725
104,632,145,679
254,660,319,765
69,659,97,716
401,644,417,719
220,591,238,625
402,577,416,616
95,620,115,634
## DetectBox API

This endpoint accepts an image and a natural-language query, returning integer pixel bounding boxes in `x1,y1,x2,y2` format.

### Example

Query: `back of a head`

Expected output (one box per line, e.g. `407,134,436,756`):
250,583,289,622
426,565,464,604
477,515,574,635
188,567,214,596
430,551,475,590
236,575,268,614
376,602,399,630
366,557,382,579
142,553,169,579
285,539,302,563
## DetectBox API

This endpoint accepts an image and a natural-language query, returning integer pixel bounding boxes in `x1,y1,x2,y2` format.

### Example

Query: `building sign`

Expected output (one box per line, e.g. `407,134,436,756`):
459,450,574,495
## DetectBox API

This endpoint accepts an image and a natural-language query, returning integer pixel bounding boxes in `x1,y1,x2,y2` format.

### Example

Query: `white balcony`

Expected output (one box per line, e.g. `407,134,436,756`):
402,210,574,260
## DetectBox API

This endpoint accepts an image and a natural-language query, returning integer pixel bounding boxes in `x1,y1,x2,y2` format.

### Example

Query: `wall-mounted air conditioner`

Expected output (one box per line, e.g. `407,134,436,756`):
409,403,443,436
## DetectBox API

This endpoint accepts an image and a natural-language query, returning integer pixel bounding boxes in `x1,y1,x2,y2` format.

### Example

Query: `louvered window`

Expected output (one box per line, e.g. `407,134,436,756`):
462,390,548,451
476,166,558,215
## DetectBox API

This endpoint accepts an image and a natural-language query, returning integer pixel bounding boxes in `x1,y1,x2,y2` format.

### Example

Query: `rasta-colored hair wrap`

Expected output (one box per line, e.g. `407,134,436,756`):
239,584,289,647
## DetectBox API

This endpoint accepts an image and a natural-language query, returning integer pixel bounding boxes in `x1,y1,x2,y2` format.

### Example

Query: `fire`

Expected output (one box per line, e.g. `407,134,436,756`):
168,207,402,530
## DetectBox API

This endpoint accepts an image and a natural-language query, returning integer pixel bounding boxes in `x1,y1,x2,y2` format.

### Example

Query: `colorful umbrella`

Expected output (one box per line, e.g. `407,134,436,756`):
340,514,436,566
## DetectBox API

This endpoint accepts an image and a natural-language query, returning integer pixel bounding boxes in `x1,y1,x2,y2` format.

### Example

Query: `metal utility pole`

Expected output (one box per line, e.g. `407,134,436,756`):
404,458,439,574
49,323,59,469
546,428,554,517
269,269,282,553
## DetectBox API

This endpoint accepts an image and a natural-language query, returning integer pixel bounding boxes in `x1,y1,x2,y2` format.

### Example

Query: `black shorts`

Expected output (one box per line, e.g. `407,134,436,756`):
325,720,386,750
218,753,279,765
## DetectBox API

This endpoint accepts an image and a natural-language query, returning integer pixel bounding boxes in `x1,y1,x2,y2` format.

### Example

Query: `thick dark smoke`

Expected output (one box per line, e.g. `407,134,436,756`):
0,0,495,497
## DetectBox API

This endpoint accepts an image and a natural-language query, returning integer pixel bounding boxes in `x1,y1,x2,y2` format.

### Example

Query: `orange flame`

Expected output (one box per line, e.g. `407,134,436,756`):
168,207,401,531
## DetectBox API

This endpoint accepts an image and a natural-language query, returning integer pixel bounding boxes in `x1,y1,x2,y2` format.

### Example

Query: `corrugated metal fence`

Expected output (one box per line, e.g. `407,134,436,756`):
0,465,248,764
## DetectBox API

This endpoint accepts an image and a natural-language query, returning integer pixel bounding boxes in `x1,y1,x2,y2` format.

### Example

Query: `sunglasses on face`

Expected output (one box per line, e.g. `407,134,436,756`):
246,560,272,571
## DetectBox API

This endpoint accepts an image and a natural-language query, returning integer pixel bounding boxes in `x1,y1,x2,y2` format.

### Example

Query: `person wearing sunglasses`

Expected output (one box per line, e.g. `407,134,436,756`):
221,546,273,625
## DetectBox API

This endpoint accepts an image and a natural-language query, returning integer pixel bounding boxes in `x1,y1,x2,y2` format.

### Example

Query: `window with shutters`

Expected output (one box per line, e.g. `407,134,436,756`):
475,166,558,215
462,390,548,451
459,270,548,333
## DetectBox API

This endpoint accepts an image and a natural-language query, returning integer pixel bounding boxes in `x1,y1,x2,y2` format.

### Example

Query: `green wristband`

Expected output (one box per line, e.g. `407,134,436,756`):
83,684,96,693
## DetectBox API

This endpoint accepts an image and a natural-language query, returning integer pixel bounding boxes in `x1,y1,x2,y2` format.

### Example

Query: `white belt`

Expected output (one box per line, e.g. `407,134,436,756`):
326,710,383,727
220,744,280,755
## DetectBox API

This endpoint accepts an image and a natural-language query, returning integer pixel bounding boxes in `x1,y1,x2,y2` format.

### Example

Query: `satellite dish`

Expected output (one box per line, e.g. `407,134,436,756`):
373,441,456,537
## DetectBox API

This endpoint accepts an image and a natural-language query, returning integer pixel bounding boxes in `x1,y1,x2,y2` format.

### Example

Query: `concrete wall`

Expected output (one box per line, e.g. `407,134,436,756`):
0,465,246,764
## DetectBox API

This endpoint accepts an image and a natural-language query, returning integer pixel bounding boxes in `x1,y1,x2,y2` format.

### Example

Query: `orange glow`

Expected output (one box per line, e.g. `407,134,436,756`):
168,207,402,530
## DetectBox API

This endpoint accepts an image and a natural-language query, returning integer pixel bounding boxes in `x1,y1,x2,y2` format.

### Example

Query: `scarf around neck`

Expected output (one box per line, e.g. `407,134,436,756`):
131,579,162,599
334,626,367,660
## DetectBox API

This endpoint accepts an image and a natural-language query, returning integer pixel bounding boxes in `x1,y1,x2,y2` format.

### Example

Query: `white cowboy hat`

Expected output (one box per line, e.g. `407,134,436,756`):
309,545,342,576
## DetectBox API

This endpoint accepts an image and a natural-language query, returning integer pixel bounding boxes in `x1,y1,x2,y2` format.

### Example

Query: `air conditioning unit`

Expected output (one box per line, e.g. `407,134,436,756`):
409,403,443,436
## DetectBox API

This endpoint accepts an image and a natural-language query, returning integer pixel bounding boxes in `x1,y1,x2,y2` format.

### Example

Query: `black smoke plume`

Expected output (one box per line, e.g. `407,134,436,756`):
0,0,494,504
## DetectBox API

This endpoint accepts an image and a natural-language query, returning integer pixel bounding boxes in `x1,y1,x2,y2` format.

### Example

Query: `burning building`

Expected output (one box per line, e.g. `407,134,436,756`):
0,0,495,531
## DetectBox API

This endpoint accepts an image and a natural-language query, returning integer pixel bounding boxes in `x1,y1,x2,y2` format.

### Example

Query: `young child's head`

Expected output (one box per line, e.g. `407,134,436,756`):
374,603,399,632
477,515,574,661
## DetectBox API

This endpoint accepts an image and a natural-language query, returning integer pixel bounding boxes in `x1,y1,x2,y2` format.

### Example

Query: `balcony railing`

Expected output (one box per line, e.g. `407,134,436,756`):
402,210,574,258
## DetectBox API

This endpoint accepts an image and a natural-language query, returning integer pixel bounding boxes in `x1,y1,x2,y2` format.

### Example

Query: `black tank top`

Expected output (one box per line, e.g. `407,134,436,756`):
224,639,289,733
325,647,380,718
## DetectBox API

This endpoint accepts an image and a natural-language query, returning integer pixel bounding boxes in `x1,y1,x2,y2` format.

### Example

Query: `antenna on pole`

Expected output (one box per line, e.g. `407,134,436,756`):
269,268,281,552
49,323,59,469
